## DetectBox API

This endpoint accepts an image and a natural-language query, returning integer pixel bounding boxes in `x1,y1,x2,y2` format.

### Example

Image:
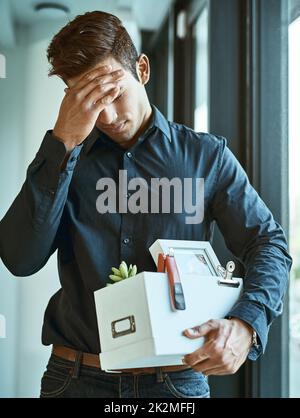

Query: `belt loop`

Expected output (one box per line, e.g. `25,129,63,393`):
72,351,83,379
156,367,164,383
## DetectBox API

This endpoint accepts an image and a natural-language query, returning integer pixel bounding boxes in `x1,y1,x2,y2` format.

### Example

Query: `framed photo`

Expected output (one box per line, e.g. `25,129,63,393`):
149,240,222,277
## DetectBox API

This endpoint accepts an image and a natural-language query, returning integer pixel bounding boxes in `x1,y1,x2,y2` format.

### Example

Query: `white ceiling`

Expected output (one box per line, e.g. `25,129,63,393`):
9,0,173,30
0,0,173,49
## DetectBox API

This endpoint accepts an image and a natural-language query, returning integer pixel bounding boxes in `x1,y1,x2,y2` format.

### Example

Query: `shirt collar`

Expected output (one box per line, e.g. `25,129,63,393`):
82,104,171,155
151,105,172,143
82,126,103,155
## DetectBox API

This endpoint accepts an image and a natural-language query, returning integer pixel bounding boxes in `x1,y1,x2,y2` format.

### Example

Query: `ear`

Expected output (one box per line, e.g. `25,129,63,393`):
136,54,150,85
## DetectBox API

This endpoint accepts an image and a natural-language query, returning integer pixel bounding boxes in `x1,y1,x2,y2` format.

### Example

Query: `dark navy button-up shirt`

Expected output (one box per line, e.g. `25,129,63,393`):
0,105,292,359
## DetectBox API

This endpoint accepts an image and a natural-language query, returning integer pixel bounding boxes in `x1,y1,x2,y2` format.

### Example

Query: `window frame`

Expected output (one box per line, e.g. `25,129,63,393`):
144,0,290,397
241,0,289,398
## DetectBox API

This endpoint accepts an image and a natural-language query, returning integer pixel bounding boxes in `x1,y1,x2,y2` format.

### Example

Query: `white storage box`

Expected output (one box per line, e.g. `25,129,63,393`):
94,240,243,371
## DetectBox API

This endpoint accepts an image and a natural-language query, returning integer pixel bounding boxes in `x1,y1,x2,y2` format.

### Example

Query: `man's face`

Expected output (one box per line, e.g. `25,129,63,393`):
66,55,151,147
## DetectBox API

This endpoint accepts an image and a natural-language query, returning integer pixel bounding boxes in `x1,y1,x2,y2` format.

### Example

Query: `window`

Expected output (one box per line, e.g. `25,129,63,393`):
289,14,300,399
193,5,209,132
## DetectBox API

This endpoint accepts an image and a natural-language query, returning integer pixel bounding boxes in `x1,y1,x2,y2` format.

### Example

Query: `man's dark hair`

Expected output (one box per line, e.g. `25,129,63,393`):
47,11,139,81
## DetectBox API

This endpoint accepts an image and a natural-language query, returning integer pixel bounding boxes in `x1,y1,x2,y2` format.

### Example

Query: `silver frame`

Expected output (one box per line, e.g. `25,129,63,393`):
152,240,222,277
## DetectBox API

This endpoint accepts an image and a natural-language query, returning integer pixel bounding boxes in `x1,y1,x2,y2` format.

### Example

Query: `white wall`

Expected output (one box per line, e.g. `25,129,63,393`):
0,0,16,48
0,40,26,398
0,20,67,398
17,22,68,398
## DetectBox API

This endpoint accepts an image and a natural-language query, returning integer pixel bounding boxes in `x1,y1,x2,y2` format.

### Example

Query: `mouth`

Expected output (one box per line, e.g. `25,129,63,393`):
103,121,127,134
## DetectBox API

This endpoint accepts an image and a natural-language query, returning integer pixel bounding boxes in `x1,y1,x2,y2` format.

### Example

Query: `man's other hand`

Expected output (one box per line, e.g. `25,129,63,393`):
182,318,253,376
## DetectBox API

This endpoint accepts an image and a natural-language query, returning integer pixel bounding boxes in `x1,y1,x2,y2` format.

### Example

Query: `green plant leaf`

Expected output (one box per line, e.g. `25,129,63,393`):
109,274,124,282
128,264,133,276
119,261,128,278
111,267,122,276
130,265,137,277
108,261,138,284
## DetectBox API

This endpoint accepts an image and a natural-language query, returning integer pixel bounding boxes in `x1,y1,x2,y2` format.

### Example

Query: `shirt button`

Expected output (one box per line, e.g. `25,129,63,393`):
123,238,130,245
126,152,133,159
70,156,77,163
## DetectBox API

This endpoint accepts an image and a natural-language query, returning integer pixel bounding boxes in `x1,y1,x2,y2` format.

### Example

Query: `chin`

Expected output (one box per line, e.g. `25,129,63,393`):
110,131,130,140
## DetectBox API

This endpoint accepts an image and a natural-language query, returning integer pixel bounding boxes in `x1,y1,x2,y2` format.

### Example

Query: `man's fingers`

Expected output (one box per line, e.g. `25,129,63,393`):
75,64,113,89
70,65,112,92
203,366,238,376
92,86,121,113
202,367,226,376
183,320,217,339
84,83,120,109
183,348,209,367
76,73,124,99
183,327,203,339
182,318,248,377
185,356,230,376
189,358,218,373
77,69,125,100
94,69,125,88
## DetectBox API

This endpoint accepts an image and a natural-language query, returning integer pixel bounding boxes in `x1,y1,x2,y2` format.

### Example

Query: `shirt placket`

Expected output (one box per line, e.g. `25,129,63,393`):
119,150,136,262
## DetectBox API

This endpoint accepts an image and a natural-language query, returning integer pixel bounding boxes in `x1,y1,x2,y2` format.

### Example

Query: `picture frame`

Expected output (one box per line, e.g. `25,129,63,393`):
149,239,223,277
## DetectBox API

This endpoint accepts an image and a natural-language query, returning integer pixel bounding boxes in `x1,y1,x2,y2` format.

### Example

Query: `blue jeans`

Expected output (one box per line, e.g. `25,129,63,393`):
40,354,210,398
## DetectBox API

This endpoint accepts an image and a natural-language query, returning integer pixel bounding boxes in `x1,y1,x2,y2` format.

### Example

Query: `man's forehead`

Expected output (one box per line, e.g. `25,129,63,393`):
89,57,124,72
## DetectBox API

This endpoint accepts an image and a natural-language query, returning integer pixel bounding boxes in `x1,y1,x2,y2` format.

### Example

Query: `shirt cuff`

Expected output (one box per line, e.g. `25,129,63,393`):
37,131,83,171
226,300,268,361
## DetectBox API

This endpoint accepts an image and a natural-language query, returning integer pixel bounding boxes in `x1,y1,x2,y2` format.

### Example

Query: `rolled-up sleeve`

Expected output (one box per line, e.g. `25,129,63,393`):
210,138,292,360
0,131,82,276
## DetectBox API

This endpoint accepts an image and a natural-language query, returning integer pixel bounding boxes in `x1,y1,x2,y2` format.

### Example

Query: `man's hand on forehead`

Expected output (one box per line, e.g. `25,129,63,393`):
65,64,126,99
53,65,126,149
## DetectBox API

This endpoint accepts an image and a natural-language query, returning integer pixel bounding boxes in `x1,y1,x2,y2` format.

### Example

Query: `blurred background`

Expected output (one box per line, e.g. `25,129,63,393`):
0,0,299,398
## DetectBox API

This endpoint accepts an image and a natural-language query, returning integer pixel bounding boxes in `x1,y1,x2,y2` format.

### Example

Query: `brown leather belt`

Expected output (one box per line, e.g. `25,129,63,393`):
52,345,190,375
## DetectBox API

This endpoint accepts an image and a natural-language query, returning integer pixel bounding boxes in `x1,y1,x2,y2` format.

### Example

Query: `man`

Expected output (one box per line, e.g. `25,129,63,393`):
0,11,292,398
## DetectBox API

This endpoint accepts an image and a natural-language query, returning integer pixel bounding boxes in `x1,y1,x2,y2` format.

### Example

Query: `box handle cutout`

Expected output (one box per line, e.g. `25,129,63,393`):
111,315,136,338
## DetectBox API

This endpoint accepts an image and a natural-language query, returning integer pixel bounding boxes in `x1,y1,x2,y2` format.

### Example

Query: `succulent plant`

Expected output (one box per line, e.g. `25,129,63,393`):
107,261,138,285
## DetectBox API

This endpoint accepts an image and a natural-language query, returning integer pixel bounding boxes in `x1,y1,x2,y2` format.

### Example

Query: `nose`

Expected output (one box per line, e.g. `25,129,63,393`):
98,105,118,125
